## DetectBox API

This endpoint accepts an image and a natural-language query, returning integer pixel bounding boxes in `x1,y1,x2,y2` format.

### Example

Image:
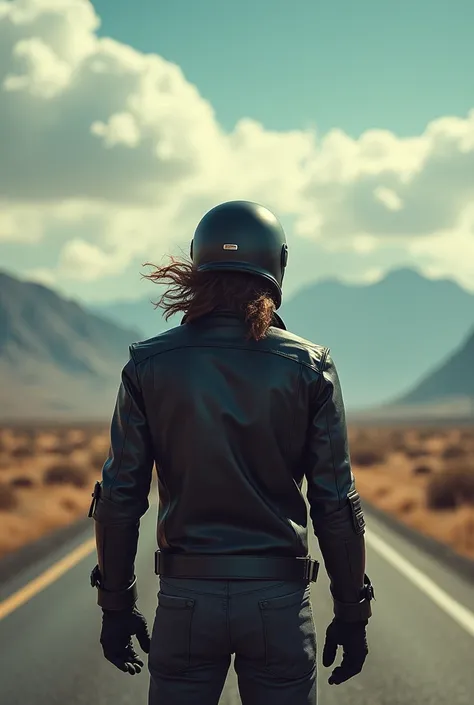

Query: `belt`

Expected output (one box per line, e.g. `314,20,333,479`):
154,551,319,583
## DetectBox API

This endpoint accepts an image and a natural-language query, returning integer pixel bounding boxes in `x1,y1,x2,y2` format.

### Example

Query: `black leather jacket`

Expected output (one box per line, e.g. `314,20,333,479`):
90,310,371,617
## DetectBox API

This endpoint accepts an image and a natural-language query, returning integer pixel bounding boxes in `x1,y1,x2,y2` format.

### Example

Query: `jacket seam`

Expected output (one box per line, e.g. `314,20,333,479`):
321,347,342,505
107,349,135,500
129,346,142,394
107,391,132,500
277,362,307,554
132,343,325,375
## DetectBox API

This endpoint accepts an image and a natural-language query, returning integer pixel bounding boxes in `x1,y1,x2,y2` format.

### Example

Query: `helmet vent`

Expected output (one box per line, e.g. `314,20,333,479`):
222,243,239,250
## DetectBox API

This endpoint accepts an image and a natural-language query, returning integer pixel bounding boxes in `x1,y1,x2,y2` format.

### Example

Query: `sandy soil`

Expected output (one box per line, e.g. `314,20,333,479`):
0,424,473,562
0,425,108,558
348,425,474,560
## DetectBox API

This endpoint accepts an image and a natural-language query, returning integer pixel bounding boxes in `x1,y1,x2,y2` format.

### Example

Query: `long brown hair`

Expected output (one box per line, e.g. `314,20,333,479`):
141,256,277,341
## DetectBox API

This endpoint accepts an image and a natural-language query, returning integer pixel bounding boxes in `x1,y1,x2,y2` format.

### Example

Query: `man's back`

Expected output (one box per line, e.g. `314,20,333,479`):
127,310,333,557
89,201,373,703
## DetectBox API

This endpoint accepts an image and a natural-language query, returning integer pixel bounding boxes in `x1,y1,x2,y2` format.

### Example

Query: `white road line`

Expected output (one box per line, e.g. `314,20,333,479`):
365,528,474,638
1,508,474,640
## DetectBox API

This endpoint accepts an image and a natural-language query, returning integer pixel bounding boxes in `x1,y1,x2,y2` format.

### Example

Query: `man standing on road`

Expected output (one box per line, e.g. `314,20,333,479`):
88,200,374,704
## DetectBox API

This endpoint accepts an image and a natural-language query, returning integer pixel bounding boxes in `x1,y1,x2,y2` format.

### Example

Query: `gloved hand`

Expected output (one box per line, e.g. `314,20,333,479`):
100,605,151,675
322,618,369,685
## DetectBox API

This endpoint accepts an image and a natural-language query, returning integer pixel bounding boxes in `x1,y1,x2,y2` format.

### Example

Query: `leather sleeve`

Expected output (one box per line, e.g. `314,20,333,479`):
90,349,154,606
303,349,371,618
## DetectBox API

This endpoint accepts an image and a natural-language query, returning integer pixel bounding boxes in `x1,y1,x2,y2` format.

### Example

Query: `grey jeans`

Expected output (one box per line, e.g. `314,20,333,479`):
148,576,317,705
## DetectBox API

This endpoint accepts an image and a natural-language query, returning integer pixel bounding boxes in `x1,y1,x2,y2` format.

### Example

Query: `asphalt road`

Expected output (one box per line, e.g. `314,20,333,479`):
1,505,474,705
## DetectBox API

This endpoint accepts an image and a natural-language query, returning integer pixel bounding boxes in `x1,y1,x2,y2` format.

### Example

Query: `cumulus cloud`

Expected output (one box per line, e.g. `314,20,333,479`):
300,116,474,241
407,204,474,292
1,0,474,290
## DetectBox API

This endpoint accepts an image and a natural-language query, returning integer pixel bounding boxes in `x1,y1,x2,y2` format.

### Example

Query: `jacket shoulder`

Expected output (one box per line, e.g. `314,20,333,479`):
128,321,331,375
266,326,330,374
128,324,188,364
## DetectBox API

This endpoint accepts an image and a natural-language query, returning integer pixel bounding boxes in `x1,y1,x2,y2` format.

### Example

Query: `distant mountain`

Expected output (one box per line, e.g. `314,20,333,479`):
92,267,474,410
0,271,141,421
349,328,474,423
395,326,474,406
280,268,474,409
90,291,175,340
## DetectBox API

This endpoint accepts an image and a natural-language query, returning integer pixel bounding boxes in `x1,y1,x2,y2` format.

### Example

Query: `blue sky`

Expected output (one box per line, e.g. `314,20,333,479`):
92,0,474,137
1,0,473,304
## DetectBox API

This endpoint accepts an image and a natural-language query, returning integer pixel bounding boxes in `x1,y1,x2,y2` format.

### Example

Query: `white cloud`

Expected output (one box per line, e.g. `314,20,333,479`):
24,266,57,287
373,186,404,212
407,204,474,292
0,201,48,242
301,115,474,240
356,267,385,284
91,112,142,149
0,0,473,292
352,235,379,254
4,36,72,97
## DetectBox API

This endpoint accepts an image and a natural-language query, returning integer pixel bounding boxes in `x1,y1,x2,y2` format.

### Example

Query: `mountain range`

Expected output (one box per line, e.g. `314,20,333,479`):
400,326,474,405
1,267,473,421
0,271,140,421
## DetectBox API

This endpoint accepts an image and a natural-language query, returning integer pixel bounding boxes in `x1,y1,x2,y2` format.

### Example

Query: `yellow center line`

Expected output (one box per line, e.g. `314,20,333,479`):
0,537,96,622
0,499,157,623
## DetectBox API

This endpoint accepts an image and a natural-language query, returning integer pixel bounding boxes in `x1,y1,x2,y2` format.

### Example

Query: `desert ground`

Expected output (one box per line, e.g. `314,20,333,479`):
0,424,473,561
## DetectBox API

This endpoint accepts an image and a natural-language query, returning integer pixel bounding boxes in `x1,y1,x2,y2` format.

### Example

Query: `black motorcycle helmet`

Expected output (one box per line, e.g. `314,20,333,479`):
190,200,288,309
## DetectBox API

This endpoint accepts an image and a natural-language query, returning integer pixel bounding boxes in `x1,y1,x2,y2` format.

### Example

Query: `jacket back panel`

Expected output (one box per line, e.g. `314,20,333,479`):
132,312,327,557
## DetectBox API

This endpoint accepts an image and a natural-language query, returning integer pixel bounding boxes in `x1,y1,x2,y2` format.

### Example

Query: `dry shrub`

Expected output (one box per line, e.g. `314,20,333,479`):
374,486,390,499
412,464,432,476
398,498,417,514
392,441,409,454
61,497,82,513
393,441,410,454
27,429,40,444
55,428,73,442
69,437,89,451
52,443,78,457
388,429,404,442
416,429,436,441
0,482,18,510
89,449,107,470
43,463,89,488
82,429,103,447
426,469,474,511
351,447,386,467
442,444,466,460
10,476,35,488
349,429,369,444
403,447,427,459
448,507,474,555
45,444,61,455
459,429,474,444
60,444,76,456
10,444,36,458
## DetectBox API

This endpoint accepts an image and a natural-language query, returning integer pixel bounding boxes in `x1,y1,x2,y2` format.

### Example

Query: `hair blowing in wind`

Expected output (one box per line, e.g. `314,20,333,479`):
141,256,277,341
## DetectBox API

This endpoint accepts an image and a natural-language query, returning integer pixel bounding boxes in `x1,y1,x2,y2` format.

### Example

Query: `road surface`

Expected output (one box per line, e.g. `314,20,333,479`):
1,505,474,705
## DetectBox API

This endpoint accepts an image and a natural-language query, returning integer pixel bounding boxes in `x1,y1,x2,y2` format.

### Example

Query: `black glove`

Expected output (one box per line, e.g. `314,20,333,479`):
322,618,368,685
100,606,151,675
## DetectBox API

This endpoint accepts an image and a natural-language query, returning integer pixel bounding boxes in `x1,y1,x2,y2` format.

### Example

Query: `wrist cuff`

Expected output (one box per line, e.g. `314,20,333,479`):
333,574,374,622
90,565,138,610
333,595,372,621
